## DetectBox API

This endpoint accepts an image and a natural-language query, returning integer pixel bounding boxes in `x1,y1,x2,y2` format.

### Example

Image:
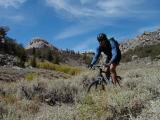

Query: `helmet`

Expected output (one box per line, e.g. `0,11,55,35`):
97,33,107,41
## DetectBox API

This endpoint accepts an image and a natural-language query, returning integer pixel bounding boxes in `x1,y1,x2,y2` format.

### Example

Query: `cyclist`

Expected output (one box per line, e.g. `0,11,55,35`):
89,33,121,85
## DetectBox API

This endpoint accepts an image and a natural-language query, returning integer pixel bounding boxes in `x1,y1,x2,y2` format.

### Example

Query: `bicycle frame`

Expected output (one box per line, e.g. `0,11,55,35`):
87,64,121,92
92,65,111,82
87,65,110,92
93,65,121,85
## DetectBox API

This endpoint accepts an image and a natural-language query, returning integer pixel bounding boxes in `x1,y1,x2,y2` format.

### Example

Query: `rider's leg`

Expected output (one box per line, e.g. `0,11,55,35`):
110,64,118,85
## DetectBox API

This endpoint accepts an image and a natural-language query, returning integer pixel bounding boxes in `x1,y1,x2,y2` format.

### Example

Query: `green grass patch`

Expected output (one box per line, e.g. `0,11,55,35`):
37,61,81,75
25,73,38,81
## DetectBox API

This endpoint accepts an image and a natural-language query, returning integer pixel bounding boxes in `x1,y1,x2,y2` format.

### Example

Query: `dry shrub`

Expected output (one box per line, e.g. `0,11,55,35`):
18,81,47,100
43,81,78,106
125,70,142,79
0,104,8,119
136,99,160,120
0,88,5,96
22,101,40,114
0,95,17,105
130,99,145,117
18,80,78,106
104,100,145,120
124,80,138,90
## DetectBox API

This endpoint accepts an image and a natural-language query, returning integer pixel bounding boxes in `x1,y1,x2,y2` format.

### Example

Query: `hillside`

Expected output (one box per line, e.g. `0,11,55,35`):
121,43,160,62
25,38,92,67
0,30,92,67
120,28,160,53
1,26,160,120
119,29,160,62
0,60,160,120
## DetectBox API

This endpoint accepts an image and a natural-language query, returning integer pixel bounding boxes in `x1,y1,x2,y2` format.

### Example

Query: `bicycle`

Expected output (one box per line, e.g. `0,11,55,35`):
87,65,121,93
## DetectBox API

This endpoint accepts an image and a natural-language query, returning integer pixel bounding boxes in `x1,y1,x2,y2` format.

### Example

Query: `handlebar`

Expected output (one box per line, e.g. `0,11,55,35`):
89,65,107,76
92,65,104,69
92,64,110,69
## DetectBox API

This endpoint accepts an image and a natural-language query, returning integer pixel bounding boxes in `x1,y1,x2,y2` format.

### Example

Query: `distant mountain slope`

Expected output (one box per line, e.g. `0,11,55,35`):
25,38,92,66
120,29,160,62
120,29,160,53
26,37,58,50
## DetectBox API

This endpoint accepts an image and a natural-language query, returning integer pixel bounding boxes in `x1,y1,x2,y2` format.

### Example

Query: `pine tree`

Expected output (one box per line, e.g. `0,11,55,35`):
31,47,37,67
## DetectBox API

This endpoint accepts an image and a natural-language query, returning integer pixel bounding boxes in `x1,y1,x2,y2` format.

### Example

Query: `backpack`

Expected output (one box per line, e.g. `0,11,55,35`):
109,37,120,46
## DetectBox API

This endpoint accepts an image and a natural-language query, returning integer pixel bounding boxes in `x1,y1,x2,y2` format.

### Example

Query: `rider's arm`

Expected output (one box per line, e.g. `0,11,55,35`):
91,47,101,65
109,40,118,64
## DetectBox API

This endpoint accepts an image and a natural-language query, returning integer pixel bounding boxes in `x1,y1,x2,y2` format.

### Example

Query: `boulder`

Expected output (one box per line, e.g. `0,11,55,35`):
0,54,18,66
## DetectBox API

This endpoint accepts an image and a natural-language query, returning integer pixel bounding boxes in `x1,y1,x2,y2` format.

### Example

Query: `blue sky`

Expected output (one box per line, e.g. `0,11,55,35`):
0,0,160,52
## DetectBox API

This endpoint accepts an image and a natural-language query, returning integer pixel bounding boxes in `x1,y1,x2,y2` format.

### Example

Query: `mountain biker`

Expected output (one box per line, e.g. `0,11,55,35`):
89,33,121,85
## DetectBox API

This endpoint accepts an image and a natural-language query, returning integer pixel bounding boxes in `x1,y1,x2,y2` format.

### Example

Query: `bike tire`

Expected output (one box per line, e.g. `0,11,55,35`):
87,80,99,93
87,77,106,93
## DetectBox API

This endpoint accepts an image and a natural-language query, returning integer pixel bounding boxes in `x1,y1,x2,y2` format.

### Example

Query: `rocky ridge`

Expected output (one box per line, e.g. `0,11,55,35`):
26,37,57,50
120,29,160,53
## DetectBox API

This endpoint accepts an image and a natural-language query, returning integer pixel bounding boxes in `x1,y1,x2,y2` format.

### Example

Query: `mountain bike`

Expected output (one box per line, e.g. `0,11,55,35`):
87,65,121,93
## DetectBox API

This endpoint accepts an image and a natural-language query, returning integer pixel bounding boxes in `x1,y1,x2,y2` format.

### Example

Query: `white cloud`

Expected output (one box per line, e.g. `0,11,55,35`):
46,0,145,18
0,0,28,24
80,0,93,5
6,15,25,22
0,13,26,23
0,0,26,8
54,19,113,40
47,0,149,41
55,26,90,40
55,23,96,40
46,0,95,17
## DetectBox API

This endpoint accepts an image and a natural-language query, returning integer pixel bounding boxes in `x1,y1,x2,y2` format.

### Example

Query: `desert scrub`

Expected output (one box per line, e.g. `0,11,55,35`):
17,81,47,100
37,61,81,75
44,80,79,106
76,91,110,120
18,100,40,114
107,88,146,118
136,99,160,120
17,79,79,106
0,104,38,120
0,94,18,105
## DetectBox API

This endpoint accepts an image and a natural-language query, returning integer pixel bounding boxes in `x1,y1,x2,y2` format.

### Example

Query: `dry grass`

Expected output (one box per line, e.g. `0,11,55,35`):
0,61,160,120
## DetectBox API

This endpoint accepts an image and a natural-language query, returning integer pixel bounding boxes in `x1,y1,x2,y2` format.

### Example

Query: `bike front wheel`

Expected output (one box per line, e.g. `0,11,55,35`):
87,77,105,93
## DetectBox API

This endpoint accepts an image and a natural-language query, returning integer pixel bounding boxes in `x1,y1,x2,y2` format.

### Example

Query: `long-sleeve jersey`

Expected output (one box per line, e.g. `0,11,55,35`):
91,38,121,65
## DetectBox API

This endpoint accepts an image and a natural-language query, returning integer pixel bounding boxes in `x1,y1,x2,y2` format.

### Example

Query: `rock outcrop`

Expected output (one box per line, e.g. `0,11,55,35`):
0,54,18,66
120,28,160,53
26,37,57,50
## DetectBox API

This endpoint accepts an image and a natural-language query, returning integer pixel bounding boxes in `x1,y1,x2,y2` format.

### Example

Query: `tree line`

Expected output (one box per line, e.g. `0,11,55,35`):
0,26,92,68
